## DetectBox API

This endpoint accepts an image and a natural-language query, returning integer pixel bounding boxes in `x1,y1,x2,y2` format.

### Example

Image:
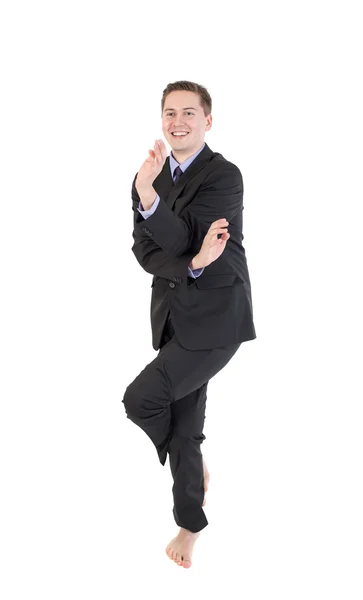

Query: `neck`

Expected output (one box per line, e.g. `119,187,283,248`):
171,143,204,164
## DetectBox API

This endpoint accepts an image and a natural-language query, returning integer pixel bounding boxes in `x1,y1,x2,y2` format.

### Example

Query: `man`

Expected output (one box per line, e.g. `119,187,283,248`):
122,81,256,568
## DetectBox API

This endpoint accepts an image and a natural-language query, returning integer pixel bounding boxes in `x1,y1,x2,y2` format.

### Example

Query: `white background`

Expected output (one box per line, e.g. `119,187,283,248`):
1,1,362,598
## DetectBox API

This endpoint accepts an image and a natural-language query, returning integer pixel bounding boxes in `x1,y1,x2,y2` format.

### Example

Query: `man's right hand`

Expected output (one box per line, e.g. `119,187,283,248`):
191,219,230,269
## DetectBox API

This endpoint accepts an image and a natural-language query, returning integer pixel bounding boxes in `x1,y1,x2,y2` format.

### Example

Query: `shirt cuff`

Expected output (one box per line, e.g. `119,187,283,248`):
188,266,205,278
138,195,160,218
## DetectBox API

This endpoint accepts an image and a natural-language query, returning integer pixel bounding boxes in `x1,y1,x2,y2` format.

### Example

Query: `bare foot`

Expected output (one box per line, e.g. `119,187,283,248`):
202,457,210,507
165,528,200,568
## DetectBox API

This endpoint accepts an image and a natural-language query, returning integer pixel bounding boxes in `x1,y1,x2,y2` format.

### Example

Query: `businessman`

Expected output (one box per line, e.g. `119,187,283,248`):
122,81,256,568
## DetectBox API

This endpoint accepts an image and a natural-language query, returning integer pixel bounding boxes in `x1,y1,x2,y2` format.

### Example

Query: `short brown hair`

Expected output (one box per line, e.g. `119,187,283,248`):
161,80,212,117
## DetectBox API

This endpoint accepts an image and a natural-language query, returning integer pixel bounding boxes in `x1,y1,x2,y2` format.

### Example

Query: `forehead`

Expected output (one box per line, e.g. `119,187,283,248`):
163,90,201,112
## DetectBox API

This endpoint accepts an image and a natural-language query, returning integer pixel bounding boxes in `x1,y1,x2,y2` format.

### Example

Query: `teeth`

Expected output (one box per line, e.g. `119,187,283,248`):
172,132,188,136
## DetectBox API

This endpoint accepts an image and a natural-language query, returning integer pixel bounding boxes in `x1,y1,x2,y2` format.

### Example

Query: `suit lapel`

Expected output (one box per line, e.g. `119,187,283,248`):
153,143,216,212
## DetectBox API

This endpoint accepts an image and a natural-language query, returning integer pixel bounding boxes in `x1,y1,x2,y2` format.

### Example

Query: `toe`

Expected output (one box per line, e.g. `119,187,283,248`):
182,559,192,569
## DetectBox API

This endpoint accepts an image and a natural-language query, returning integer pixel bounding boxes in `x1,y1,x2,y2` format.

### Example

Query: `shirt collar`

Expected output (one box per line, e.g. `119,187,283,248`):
169,142,206,176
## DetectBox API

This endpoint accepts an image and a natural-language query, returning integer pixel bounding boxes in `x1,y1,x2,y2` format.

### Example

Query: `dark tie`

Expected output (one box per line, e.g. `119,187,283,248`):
173,165,183,184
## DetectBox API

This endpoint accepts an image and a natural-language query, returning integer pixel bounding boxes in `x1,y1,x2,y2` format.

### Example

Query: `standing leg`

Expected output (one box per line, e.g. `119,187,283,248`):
168,381,208,533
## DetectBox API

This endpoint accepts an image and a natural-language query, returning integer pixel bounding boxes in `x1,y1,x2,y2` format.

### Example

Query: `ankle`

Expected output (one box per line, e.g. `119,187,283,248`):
180,527,200,537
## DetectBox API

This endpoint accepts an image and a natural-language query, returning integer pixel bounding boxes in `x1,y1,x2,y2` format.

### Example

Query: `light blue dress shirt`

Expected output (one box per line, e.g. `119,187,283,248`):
137,143,206,278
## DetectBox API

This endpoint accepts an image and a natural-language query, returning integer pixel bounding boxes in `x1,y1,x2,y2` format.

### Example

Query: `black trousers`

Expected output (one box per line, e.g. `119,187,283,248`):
122,316,241,533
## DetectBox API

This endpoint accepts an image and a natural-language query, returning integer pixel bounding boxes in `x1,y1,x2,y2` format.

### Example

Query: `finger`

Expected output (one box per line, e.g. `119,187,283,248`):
155,139,164,157
209,219,229,231
208,227,229,239
161,143,168,161
159,139,168,160
211,237,226,248
207,225,228,237
212,232,229,247
213,226,229,233
154,140,163,165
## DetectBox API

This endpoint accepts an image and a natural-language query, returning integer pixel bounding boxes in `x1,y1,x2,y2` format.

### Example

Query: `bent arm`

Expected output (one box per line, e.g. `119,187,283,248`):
133,163,243,257
131,175,204,279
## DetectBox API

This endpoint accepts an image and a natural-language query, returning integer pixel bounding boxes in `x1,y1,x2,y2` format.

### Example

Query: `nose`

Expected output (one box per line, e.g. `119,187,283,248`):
173,115,185,126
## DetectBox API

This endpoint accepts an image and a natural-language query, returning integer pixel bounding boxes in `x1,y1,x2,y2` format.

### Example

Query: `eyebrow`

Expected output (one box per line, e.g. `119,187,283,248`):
163,107,197,112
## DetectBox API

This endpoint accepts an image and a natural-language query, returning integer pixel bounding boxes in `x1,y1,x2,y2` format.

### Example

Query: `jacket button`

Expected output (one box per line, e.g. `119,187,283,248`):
169,282,175,288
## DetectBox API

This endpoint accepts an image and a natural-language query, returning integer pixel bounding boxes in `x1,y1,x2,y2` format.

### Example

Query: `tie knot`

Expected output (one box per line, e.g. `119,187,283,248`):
173,166,183,183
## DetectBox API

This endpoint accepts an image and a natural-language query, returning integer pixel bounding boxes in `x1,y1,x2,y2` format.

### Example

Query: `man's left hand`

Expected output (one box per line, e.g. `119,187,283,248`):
135,139,168,195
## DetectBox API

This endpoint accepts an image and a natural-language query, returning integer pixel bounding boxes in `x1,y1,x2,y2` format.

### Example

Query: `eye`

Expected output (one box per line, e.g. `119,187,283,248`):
165,112,194,116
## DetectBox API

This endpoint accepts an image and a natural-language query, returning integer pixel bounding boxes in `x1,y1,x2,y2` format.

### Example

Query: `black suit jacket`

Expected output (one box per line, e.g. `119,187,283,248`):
131,142,256,350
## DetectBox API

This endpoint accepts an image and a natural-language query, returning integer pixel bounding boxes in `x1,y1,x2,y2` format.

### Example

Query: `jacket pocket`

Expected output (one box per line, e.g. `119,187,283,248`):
194,274,240,289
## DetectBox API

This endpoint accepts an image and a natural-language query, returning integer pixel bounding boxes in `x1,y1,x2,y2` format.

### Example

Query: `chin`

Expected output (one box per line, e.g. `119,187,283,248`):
167,135,190,145
170,140,190,148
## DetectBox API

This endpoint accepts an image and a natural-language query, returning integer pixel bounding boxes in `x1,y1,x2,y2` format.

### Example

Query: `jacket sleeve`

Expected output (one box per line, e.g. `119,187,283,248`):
136,197,204,278
133,163,243,256
131,236,198,280
131,175,201,280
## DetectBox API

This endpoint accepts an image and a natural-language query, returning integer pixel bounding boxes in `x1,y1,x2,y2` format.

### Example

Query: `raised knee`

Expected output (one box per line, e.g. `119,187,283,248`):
122,379,168,419
122,384,140,416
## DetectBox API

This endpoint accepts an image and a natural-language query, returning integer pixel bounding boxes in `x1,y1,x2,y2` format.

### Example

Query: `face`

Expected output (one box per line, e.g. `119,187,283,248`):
162,91,212,162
